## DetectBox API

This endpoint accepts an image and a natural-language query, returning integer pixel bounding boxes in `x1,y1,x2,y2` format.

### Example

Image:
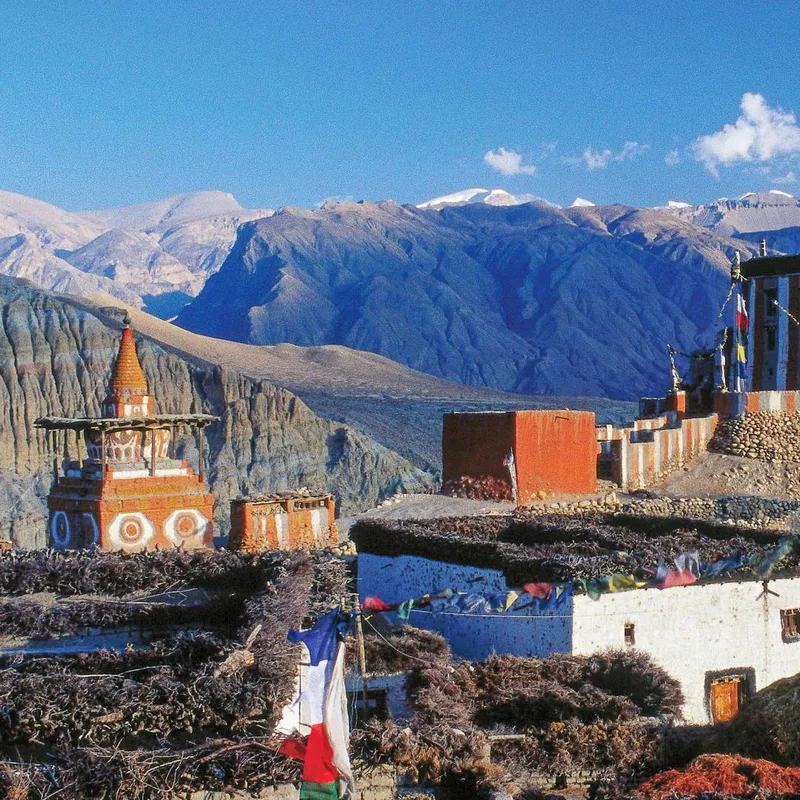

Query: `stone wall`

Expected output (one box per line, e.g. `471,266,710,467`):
187,766,397,800
713,412,800,462
598,413,717,491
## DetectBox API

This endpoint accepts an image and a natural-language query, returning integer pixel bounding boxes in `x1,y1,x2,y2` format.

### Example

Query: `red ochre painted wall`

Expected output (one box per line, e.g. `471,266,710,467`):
513,411,597,501
442,410,597,502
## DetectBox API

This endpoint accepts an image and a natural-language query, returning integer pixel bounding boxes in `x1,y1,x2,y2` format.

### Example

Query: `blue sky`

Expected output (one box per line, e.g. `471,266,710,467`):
1,0,799,211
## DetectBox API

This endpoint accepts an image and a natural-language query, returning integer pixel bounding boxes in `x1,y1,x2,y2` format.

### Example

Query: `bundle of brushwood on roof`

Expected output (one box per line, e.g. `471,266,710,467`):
346,623,452,675
350,647,687,797
0,548,350,798
351,512,800,584
723,671,800,767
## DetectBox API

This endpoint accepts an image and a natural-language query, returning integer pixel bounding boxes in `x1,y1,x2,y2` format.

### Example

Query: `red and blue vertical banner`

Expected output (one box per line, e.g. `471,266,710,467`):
734,283,749,392
277,610,355,800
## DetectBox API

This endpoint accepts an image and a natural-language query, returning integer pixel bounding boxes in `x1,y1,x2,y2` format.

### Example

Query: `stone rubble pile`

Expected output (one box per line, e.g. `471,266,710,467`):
713,412,800,462
521,493,800,531
623,495,800,530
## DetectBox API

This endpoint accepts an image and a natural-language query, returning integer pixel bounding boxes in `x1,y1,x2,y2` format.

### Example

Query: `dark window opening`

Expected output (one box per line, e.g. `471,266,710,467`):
624,622,635,645
767,326,777,351
347,689,388,722
781,609,800,642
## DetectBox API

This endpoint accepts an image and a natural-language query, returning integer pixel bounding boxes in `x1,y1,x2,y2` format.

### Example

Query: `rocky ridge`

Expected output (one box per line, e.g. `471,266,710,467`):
0,276,431,548
175,199,760,399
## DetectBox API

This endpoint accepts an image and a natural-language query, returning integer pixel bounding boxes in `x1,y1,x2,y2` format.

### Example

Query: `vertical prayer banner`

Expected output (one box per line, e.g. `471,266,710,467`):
278,611,355,800
735,287,749,392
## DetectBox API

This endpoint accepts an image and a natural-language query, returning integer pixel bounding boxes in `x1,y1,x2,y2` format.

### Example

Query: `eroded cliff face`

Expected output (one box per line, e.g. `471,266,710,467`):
0,277,432,548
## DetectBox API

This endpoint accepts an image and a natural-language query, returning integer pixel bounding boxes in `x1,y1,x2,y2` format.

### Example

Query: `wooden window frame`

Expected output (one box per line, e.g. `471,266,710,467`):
624,622,635,646
781,608,800,642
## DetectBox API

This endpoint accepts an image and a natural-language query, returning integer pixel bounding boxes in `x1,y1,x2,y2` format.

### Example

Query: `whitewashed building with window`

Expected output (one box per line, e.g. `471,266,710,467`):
355,519,800,725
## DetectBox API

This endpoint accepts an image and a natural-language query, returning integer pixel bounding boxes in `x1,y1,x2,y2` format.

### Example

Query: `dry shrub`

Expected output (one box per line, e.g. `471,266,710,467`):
0,551,350,797
723,672,800,766
350,718,500,792
361,647,685,793
0,549,278,597
352,511,800,586
413,651,682,732
636,753,800,799
349,624,451,675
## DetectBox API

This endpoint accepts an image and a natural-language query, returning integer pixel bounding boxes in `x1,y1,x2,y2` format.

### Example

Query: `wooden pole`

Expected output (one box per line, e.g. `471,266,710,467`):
149,430,157,477
76,430,83,468
197,427,205,481
100,430,107,474
52,431,59,482
352,593,368,704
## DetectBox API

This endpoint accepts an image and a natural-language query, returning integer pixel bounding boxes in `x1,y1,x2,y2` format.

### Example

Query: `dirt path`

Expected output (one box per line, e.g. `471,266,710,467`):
652,451,800,500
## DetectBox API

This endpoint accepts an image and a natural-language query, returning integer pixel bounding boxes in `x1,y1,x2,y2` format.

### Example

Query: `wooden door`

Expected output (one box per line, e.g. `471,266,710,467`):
711,678,741,723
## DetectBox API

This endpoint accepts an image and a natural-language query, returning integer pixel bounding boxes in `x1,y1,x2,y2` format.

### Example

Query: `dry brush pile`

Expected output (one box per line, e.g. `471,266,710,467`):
351,512,800,586
0,548,350,798
635,753,800,800
351,644,686,797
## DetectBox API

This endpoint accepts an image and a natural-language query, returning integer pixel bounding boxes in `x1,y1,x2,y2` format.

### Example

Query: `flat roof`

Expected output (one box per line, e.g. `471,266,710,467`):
34,414,219,432
741,254,800,279
233,492,333,504
351,511,800,586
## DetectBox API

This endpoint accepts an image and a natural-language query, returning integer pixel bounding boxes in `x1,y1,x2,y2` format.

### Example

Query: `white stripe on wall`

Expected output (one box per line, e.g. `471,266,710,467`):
778,277,790,390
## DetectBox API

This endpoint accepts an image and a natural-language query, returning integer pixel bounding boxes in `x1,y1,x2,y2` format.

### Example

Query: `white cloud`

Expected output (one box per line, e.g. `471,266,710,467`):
664,149,681,166
693,93,800,175
583,148,613,170
617,141,649,161
581,141,649,170
483,147,536,176
772,170,797,185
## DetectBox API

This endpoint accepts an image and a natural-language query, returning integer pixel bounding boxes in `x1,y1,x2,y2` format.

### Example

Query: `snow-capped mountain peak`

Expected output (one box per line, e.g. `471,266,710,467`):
418,187,557,210
570,197,596,208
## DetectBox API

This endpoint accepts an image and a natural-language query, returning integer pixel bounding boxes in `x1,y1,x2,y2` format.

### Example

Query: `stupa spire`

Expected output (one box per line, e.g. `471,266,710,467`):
110,313,148,393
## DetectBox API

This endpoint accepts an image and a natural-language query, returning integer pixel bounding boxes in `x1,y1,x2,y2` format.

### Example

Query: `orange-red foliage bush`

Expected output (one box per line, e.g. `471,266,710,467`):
637,753,800,799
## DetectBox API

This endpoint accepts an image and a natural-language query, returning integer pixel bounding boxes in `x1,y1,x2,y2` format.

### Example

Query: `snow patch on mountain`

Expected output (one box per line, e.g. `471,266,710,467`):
418,188,557,210
0,190,273,316
571,197,596,207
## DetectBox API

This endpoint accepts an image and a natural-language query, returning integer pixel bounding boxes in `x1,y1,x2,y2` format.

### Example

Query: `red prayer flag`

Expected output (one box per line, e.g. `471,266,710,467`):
522,582,553,600
279,737,307,762
662,569,697,589
361,595,394,612
303,723,340,783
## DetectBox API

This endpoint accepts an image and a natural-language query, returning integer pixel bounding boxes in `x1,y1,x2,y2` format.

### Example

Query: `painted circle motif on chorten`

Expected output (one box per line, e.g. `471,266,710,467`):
107,512,155,551
81,513,100,548
50,511,70,549
164,509,209,546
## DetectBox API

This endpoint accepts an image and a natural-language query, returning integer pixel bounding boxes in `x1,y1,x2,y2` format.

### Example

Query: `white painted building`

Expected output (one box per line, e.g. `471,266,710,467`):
358,551,800,725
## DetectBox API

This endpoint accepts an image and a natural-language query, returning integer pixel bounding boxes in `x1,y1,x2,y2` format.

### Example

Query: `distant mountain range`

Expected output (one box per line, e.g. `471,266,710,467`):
175,192,800,398
0,190,271,317
4,186,800,400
